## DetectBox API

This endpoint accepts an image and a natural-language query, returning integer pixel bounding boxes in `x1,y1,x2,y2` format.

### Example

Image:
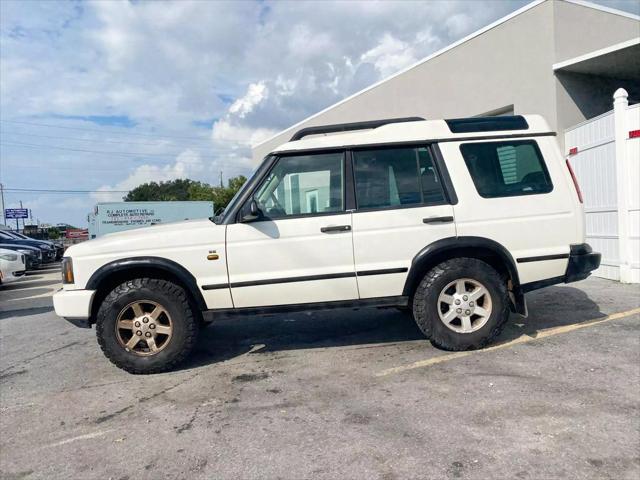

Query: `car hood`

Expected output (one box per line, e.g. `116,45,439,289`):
0,244,41,254
0,239,51,250
65,218,221,258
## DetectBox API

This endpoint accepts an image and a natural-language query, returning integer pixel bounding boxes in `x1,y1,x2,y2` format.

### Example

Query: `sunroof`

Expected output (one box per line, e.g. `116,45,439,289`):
446,116,529,133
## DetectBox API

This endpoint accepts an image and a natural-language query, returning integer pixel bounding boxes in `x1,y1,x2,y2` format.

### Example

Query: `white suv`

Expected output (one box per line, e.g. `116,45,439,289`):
53,115,600,373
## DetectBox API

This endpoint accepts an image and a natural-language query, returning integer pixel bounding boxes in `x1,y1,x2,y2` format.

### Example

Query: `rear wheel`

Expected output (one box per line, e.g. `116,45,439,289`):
412,258,509,351
96,278,199,374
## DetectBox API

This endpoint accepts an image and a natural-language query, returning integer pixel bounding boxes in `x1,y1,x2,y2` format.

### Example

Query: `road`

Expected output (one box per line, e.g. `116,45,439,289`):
1,266,639,479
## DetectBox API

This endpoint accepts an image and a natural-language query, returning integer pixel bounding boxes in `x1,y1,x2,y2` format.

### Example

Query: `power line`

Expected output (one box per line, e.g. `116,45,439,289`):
0,119,215,141
0,129,214,149
3,188,130,194
0,140,234,157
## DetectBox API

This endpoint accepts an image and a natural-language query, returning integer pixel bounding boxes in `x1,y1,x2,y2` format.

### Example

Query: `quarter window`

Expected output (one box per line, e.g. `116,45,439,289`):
253,152,344,218
353,147,445,209
460,140,553,198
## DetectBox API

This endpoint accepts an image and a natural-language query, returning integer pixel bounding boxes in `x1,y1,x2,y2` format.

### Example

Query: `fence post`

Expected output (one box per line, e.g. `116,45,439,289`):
613,88,631,283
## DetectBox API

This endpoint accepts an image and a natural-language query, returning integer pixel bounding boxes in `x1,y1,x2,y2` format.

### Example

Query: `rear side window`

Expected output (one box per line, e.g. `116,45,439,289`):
353,146,446,209
460,140,552,198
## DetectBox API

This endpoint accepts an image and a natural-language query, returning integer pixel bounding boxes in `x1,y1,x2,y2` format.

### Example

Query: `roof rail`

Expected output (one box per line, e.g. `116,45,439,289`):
289,116,425,141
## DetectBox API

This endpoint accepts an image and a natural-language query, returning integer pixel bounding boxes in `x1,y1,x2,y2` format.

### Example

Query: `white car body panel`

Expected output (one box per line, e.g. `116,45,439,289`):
0,248,26,285
62,219,232,309
352,205,456,298
226,213,358,308
52,289,96,318
440,136,584,284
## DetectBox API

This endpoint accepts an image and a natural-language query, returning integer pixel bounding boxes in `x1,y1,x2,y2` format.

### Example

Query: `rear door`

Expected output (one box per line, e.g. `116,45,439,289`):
351,145,457,298
226,151,358,308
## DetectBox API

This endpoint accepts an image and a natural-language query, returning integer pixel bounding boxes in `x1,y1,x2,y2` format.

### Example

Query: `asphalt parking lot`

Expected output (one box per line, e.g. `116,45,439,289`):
0,267,638,480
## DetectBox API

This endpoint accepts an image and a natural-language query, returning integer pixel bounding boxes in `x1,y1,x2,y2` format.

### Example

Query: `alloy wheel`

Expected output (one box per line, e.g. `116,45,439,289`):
115,300,173,356
437,278,492,333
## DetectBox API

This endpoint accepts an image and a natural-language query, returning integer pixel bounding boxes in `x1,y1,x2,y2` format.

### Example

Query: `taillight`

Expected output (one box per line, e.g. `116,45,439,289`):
566,158,583,203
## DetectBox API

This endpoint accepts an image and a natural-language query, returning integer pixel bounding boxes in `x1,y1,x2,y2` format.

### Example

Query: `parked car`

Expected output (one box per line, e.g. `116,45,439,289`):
0,248,26,285
0,231,56,263
53,115,600,374
1,230,63,260
0,243,42,270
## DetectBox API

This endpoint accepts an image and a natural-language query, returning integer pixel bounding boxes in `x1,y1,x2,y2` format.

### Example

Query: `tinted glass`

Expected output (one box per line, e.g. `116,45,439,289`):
446,116,528,133
254,152,344,218
353,147,445,209
460,140,552,198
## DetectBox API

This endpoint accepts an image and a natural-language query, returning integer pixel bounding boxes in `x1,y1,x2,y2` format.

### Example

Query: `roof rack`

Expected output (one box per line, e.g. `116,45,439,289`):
289,116,425,141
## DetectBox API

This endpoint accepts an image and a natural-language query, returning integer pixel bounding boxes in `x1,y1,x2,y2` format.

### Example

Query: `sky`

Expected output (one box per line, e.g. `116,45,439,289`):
1,0,638,228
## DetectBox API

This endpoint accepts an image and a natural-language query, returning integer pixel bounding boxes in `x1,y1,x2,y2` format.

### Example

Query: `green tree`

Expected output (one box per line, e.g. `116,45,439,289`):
124,179,201,201
47,227,61,240
124,176,247,210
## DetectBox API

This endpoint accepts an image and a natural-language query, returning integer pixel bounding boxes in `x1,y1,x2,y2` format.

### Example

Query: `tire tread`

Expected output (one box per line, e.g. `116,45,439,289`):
95,278,199,374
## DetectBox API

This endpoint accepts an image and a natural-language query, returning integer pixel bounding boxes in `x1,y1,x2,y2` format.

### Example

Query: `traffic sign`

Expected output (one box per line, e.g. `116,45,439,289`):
5,208,29,219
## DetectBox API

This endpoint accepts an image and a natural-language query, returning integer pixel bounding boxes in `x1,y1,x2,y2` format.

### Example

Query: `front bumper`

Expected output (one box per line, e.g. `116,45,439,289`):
52,288,96,328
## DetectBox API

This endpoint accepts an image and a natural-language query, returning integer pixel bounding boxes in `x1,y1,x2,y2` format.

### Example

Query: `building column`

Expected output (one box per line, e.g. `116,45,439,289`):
613,88,631,283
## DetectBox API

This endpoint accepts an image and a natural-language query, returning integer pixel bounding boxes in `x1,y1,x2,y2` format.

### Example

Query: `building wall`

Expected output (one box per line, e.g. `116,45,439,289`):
553,0,640,140
253,0,640,161
253,0,557,161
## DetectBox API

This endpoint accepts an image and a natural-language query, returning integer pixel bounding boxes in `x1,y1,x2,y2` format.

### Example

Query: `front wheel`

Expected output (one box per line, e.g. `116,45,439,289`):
96,278,199,374
412,258,509,351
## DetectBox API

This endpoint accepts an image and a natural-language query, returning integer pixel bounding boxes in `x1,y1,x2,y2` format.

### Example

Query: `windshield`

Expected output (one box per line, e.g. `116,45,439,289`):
213,155,273,224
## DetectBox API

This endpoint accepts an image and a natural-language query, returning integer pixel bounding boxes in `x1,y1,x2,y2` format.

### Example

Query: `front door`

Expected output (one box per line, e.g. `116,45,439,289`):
350,145,457,298
226,151,358,308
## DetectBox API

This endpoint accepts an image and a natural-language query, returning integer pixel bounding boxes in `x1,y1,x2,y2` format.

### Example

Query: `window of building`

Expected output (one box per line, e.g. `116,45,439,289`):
254,152,344,218
460,140,553,198
353,146,445,209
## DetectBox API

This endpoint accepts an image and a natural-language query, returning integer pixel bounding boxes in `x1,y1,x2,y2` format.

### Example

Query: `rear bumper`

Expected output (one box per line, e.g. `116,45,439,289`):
522,243,601,292
565,244,601,283
53,288,96,328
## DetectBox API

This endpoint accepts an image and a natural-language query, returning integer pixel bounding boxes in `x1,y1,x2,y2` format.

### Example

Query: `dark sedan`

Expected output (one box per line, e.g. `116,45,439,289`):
0,231,57,263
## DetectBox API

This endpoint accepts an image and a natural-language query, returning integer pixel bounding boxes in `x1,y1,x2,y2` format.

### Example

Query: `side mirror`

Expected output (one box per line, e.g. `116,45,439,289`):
241,198,262,222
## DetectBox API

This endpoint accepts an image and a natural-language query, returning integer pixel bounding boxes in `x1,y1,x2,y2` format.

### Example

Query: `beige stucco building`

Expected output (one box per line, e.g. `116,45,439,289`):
253,0,639,160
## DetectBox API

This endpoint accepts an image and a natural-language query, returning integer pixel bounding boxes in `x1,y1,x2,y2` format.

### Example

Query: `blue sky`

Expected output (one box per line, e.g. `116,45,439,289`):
1,0,638,227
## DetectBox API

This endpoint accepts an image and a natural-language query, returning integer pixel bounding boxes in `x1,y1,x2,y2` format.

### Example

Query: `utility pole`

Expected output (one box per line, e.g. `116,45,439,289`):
219,170,223,188
0,183,5,226
19,200,23,232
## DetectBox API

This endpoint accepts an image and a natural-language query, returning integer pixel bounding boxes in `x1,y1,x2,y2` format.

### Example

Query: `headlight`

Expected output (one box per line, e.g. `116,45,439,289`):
62,257,74,284
0,253,18,261
18,249,32,255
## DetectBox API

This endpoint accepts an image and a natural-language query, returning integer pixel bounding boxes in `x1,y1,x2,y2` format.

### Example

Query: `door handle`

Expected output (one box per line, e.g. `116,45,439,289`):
320,225,352,233
423,216,454,224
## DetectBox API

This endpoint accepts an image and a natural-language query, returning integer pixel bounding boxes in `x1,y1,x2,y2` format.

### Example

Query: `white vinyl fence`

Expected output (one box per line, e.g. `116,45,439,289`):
565,88,640,283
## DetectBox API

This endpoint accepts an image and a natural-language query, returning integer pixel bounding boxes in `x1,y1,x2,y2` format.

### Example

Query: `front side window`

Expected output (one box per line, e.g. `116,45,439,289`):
253,152,344,219
353,146,445,209
460,140,552,198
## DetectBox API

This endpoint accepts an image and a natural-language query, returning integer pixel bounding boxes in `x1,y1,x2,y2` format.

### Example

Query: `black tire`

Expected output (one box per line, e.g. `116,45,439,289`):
96,278,199,374
412,258,509,351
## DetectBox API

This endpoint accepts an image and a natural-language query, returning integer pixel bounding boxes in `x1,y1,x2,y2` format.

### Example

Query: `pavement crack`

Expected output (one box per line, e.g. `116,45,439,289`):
94,405,134,424
175,405,200,434
0,341,81,374
0,369,28,381
93,371,201,424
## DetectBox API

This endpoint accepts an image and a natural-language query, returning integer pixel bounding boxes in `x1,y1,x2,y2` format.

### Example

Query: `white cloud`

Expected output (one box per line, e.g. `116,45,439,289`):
91,149,206,203
360,33,418,78
228,82,268,118
16,0,636,226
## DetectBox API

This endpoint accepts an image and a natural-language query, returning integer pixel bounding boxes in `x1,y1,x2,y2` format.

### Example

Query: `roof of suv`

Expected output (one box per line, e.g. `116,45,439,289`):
272,114,553,154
